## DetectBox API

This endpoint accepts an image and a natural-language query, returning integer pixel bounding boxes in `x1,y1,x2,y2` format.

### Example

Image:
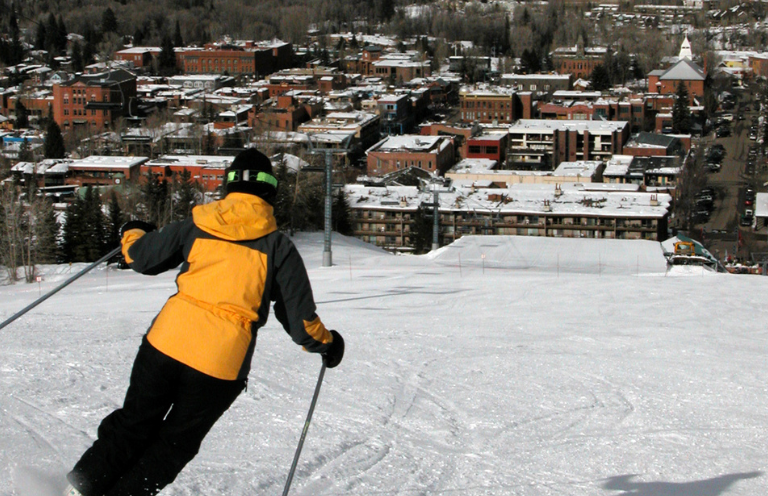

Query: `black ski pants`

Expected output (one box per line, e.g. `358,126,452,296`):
67,336,246,496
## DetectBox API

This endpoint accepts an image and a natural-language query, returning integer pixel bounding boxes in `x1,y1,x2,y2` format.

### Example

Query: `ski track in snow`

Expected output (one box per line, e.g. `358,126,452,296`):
1,234,768,495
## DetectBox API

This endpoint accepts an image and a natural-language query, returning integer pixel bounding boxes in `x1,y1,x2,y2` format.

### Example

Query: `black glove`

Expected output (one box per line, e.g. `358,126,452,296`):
322,330,344,369
119,220,156,238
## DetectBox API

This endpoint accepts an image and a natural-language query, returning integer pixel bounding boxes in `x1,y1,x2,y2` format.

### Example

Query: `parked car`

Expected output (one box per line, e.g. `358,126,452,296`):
716,127,732,138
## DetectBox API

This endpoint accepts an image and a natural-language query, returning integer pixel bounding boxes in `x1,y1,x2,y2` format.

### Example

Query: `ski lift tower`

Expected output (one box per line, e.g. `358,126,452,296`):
306,133,353,267
421,179,453,252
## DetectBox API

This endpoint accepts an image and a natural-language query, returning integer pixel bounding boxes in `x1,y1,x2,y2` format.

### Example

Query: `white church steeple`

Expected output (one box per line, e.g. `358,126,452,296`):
679,33,693,60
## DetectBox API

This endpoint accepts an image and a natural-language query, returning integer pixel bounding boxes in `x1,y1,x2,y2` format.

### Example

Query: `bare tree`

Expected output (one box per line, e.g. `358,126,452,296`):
0,184,23,283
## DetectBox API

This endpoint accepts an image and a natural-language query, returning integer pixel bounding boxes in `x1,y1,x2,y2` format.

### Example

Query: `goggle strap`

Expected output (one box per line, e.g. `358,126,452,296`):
227,170,277,188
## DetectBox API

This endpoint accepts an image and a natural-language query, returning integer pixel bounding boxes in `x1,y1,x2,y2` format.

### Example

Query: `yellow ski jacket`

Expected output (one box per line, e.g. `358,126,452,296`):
121,193,333,380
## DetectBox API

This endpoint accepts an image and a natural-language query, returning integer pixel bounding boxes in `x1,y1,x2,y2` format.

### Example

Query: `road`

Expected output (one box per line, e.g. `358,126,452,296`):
698,89,767,262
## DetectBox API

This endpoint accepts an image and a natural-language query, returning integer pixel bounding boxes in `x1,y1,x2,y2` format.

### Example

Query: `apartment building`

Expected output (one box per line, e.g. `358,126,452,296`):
508,119,630,170
345,182,671,251
297,110,381,152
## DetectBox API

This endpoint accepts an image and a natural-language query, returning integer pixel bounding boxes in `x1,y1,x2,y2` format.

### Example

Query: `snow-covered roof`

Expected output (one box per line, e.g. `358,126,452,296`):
345,182,671,218
147,155,234,170
509,119,628,135
368,135,451,154
552,160,603,177
755,192,768,218
658,58,706,81
69,155,149,169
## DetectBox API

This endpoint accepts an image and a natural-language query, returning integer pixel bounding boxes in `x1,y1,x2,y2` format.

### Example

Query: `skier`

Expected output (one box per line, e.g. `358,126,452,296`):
64,148,345,496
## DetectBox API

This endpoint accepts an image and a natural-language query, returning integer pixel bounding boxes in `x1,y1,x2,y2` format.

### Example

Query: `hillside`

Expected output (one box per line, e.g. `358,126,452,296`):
0,233,766,495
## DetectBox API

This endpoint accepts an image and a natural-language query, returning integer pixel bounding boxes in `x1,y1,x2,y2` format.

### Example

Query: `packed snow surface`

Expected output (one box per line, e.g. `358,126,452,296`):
0,234,766,496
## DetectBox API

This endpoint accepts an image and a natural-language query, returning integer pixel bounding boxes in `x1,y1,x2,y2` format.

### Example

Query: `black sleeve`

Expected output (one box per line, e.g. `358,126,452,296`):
126,218,192,275
270,234,331,353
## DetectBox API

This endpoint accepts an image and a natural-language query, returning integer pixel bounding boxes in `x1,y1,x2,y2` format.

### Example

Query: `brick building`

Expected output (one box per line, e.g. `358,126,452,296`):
371,52,431,83
142,154,234,192
249,93,322,132
647,58,706,102
551,44,610,80
114,47,161,69
466,133,508,163
500,73,573,94
366,135,454,176
179,40,292,77
65,155,148,187
52,69,137,131
459,88,533,124
538,97,644,130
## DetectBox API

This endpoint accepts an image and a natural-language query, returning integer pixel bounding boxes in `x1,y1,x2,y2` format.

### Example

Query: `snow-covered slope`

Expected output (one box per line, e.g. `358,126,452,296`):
0,234,766,496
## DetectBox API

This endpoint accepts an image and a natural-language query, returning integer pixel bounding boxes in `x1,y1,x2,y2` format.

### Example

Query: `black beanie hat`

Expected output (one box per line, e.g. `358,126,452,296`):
224,148,278,204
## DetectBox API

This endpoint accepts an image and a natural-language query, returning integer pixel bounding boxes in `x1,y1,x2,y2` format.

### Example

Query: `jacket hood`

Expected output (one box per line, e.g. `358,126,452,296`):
192,193,277,241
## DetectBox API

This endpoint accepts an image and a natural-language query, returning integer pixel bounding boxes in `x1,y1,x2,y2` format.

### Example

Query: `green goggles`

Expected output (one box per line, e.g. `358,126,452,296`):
226,170,278,188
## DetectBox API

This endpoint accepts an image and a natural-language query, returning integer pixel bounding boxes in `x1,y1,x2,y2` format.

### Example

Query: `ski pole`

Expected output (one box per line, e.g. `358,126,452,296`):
0,246,122,332
282,362,327,496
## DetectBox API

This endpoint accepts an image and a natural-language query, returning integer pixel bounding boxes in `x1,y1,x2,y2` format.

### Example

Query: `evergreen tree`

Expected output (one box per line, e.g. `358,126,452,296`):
34,198,60,264
271,156,298,233
82,41,95,67
158,34,177,76
35,22,48,51
81,186,107,260
15,101,29,129
9,8,24,65
173,20,184,48
44,13,58,53
60,194,84,262
332,189,352,235
44,119,66,159
671,82,692,134
18,139,33,162
589,64,611,92
141,173,169,226
71,41,84,73
173,168,198,221
106,190,123,250
101,7,118,36
56,16,68,54
133,27,145,46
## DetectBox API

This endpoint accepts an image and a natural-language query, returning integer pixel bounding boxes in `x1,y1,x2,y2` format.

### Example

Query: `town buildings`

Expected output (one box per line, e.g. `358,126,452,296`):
51,69,137,131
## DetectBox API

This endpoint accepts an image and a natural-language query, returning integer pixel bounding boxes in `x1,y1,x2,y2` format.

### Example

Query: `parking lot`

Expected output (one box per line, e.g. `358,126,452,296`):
695,84,768,261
